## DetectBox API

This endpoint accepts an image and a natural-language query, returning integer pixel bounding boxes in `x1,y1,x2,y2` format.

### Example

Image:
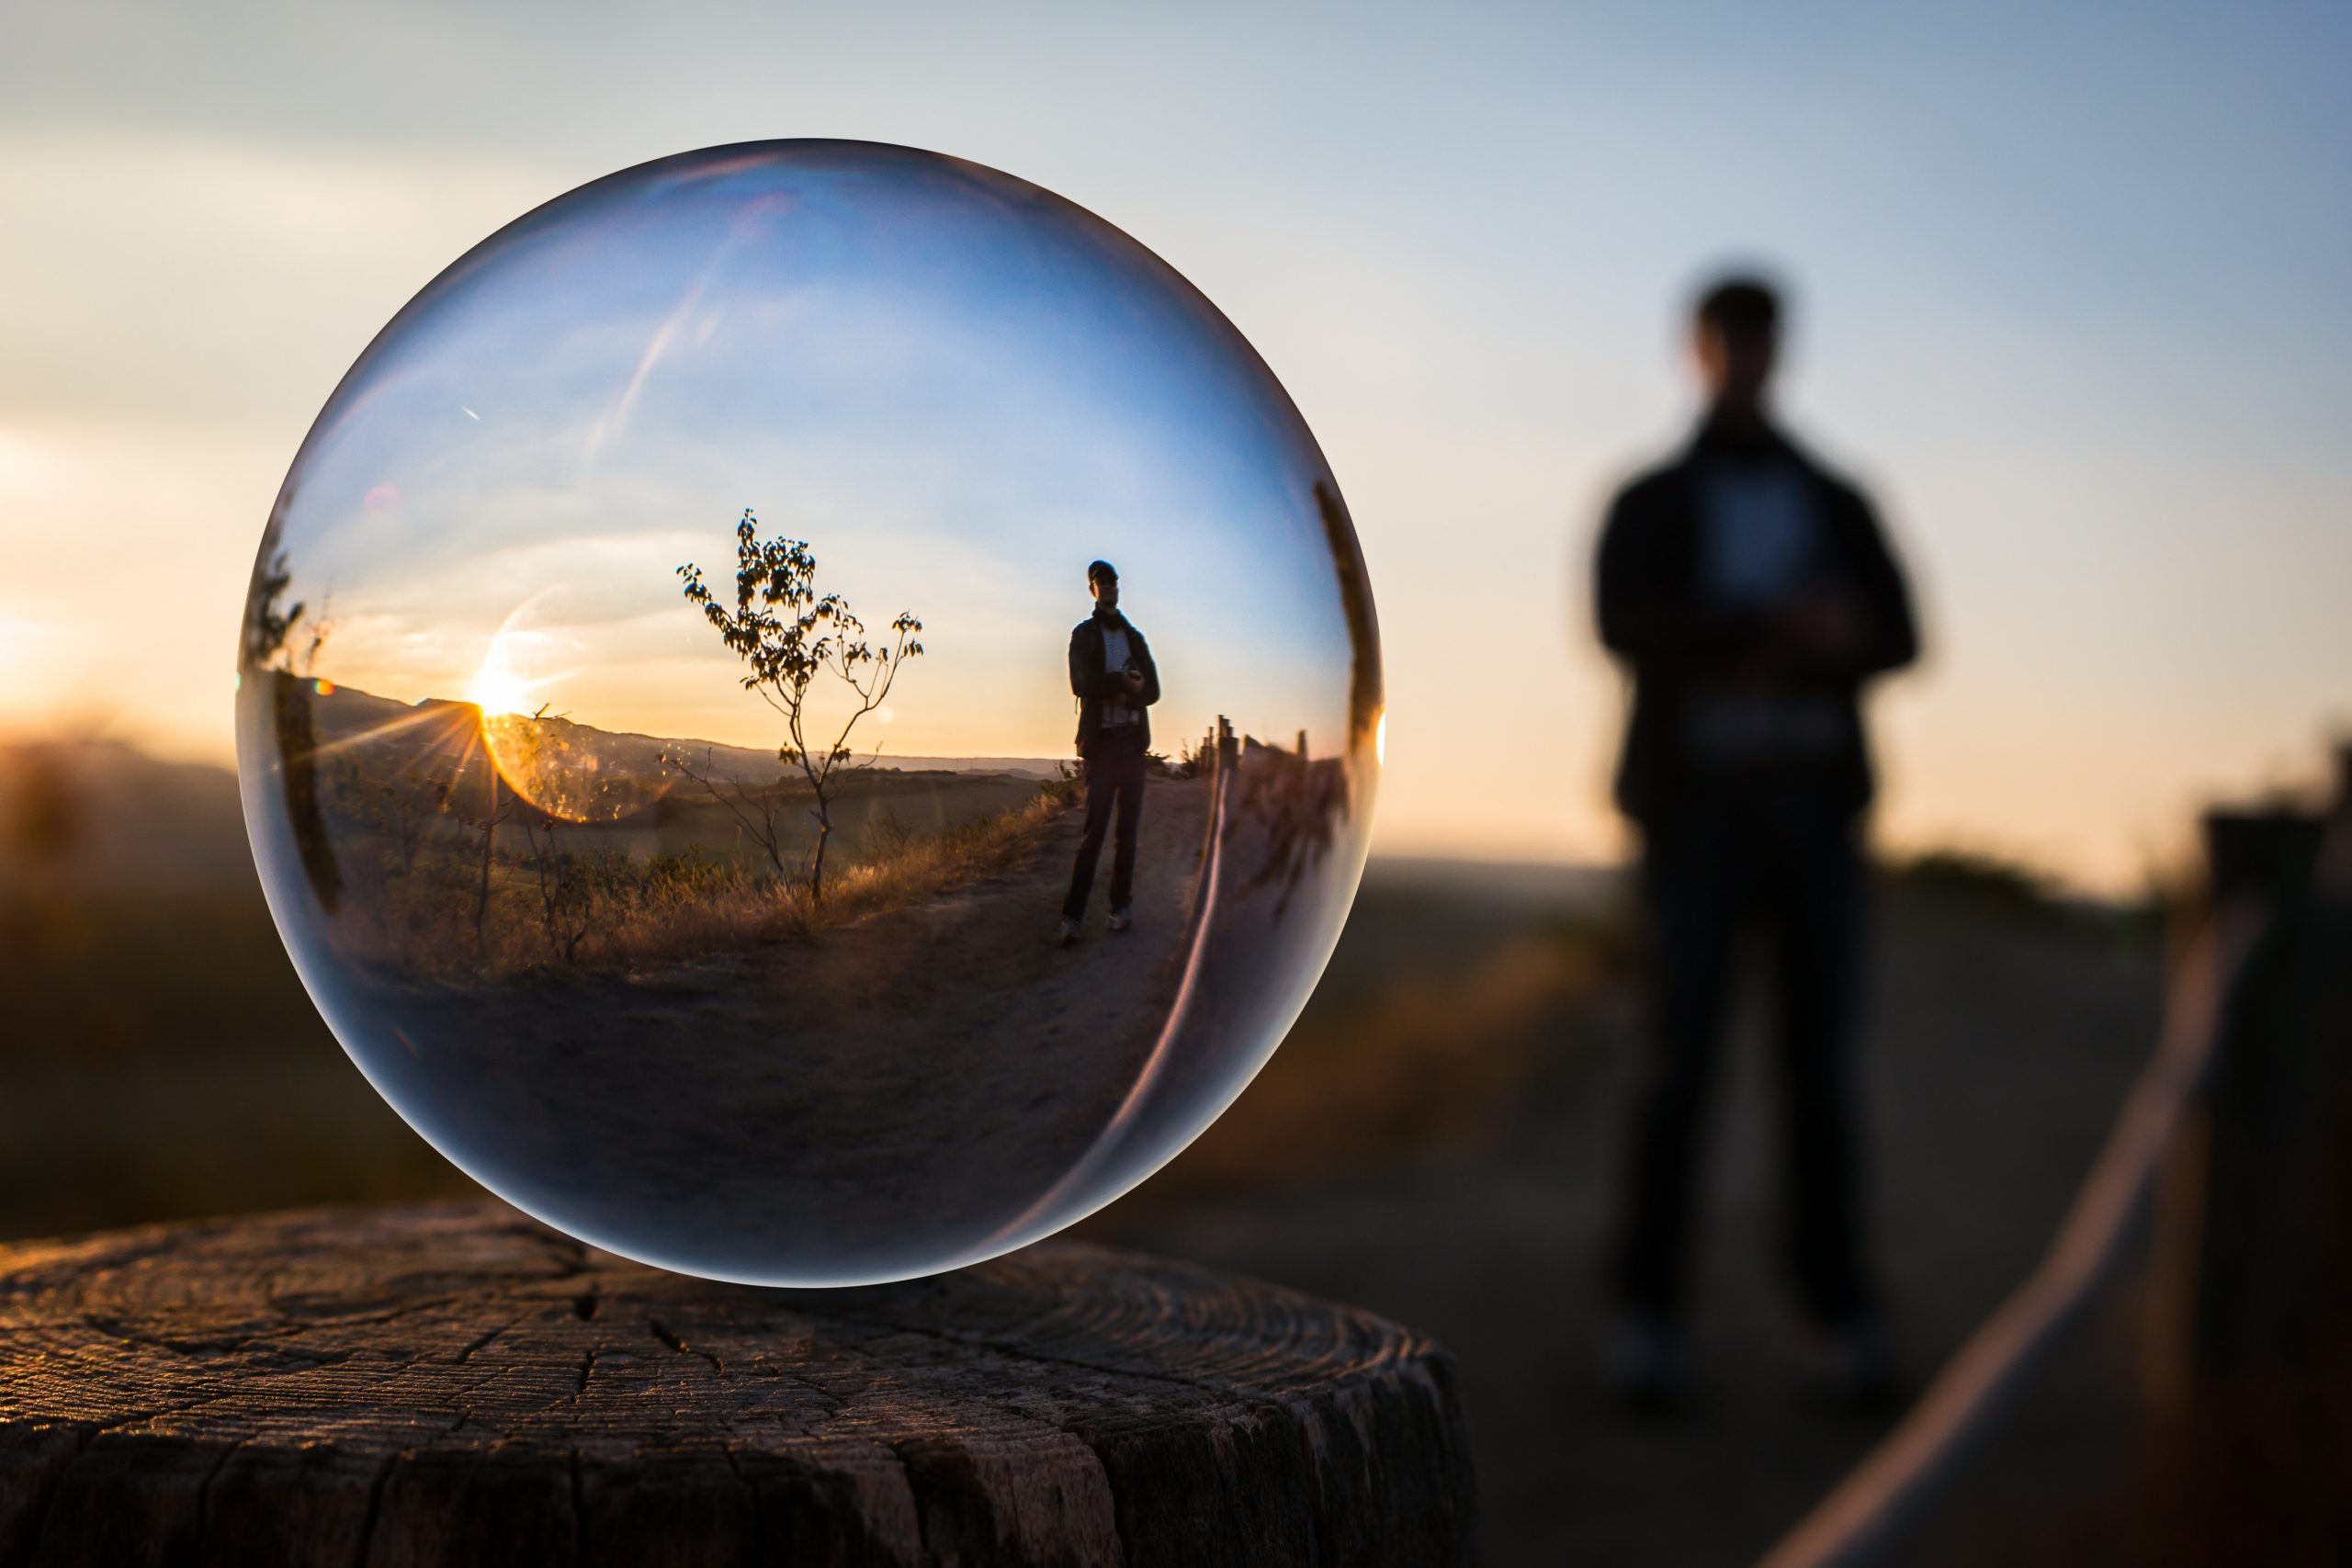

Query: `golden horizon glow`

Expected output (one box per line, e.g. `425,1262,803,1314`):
459,615,681,823
4,13,2346,908
468,639,537,720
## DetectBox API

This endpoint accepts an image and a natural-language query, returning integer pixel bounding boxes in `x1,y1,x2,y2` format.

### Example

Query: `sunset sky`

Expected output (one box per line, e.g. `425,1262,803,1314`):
5,1,2346,892
253,141,1357,773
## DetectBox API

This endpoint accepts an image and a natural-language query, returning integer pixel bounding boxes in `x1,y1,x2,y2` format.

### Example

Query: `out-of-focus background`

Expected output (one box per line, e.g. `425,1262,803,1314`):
0,748,2184,1562
5,4,2349,1564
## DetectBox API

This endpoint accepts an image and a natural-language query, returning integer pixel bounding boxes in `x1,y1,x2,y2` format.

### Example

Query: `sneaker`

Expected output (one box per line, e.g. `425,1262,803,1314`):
1056,918,1080,947
1803,1314,1902,1419
1605,1313,1695,1416
1107,908,1131,934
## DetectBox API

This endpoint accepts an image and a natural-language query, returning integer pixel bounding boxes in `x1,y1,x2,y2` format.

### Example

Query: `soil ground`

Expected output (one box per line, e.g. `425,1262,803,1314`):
1081,884,2165,1566
356,776,1215,1281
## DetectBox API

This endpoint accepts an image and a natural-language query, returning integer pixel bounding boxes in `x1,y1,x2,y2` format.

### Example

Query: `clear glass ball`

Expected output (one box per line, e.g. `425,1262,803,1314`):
237,141,1382,1285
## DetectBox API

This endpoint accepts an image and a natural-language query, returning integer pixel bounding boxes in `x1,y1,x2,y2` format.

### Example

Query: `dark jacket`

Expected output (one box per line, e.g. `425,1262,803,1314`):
1069,611,1161,757
1596,418,1918,825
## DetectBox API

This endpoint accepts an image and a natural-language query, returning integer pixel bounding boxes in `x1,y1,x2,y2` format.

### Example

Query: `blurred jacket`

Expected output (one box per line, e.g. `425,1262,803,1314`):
1597,419,1918,825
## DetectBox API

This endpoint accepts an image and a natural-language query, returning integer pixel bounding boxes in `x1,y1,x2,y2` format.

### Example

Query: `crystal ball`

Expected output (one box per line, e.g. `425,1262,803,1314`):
236,141,1382,1285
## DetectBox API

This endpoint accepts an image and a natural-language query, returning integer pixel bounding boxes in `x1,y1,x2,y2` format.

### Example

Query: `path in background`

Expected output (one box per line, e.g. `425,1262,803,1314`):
1082,884,2163,1566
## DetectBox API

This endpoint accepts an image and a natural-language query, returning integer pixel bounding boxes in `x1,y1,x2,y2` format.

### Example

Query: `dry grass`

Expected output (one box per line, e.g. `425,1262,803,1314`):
1166,931,1606,1189
741,786,1071,942
334,784,1075,981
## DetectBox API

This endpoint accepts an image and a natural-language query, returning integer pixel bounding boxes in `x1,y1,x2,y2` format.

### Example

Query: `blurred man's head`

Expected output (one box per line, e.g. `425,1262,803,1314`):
1691,275,1782,421
1088,558,1120,612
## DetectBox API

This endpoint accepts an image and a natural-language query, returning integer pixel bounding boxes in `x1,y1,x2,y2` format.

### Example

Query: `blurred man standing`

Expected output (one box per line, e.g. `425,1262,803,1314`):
1595,276,1919,1413
1061,559,1160,945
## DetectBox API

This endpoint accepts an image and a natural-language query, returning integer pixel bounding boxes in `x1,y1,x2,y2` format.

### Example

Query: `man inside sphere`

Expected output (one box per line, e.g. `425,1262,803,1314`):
1594,274,1920,1415
1060,559,1160,945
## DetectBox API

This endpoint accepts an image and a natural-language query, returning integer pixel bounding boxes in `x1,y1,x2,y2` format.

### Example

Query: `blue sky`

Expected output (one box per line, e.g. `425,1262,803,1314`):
267,141,1355,764
3,0,2346,887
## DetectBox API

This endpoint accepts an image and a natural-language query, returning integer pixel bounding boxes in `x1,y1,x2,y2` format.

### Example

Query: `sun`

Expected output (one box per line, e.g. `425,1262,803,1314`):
469,637,535,718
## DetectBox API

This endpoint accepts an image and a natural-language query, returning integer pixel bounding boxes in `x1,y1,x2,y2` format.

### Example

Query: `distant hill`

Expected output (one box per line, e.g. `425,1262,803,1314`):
1362,854,1625,917
305,685,1063,784
0,739,251,895
2,688,1074,898
8,720,1637,914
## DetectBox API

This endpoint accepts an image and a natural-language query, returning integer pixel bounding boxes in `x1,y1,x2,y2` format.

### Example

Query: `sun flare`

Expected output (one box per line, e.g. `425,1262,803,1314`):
469,638,535,718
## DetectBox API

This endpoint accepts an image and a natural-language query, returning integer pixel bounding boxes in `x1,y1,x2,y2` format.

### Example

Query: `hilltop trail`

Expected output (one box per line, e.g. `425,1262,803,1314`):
379,774,1216,1280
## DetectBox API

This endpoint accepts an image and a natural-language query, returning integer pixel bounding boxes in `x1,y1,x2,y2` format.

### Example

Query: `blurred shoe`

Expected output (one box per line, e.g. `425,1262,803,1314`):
1803,1313,1902,1420
1107,908,1131,933
1605,1313,1695,1416
1057,918,1080,947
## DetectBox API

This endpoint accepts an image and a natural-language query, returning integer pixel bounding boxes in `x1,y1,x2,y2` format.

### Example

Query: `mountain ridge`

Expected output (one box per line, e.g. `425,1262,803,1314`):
303,682,1065,783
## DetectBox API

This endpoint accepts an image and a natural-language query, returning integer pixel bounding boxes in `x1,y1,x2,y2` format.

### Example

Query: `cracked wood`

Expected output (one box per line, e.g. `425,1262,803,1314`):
0,1201,1474,1566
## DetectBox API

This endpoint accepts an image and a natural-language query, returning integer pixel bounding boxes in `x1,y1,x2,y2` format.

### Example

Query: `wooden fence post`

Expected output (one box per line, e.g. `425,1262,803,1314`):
2141,761,2352,1560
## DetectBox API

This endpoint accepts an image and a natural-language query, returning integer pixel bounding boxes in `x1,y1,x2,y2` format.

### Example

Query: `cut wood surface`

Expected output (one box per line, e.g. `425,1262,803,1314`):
0,1201,1474,1566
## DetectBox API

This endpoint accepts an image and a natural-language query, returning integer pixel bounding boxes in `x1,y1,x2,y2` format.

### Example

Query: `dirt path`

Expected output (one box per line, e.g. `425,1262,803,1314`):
363,777,1215,1282
1081,888,2165,1566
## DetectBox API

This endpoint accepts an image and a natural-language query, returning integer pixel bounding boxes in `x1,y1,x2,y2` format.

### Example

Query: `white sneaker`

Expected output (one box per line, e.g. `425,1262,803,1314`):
1057,918,1080,947
1106,908,1131,933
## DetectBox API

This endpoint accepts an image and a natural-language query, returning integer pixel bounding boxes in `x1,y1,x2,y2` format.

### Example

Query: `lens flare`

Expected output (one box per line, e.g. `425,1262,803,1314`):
469,637,536,719
470,610,673,825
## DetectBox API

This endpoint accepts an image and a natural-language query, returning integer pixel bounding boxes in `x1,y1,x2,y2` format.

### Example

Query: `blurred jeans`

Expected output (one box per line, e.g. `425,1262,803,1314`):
1613,788,1874,1327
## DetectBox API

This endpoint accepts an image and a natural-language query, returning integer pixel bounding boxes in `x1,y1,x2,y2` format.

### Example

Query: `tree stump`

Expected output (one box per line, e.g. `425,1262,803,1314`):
0,1201,1475,1566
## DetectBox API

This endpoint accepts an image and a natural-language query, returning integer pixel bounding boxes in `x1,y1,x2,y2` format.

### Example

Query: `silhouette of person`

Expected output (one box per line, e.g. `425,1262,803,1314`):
1594,274,1919,1412
1061,559,1160,944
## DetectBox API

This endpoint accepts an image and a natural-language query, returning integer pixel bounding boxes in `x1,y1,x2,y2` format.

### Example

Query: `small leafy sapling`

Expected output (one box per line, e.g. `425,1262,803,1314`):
679,508,923,899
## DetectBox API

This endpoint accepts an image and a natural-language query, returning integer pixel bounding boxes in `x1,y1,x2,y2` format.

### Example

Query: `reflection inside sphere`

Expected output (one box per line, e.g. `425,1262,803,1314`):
237,141,1381,1286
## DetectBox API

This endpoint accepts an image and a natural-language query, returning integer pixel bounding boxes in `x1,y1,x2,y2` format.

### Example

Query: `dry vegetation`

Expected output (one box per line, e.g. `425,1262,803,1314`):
317,740,1084,981
1172,930,1608,1187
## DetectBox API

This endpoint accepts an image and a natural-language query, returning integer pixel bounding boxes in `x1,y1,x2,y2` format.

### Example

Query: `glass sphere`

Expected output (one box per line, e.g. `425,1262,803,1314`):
236,141,1382,1286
